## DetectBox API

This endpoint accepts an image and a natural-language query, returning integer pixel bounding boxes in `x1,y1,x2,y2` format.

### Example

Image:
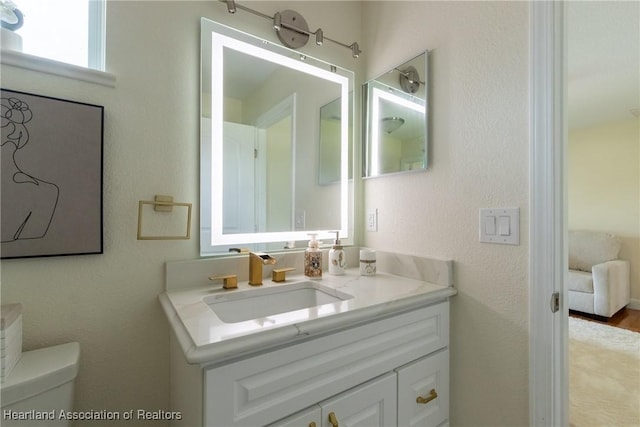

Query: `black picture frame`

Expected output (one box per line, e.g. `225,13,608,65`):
1,88,104,259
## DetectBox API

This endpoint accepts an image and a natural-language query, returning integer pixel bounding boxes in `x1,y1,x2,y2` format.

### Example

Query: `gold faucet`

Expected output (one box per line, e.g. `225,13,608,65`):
249,252,277,286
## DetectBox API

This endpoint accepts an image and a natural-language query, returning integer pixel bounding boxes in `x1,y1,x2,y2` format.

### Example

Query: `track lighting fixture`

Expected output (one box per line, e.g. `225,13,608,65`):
225,0,236,14
218,0,361,58
316,28,323,46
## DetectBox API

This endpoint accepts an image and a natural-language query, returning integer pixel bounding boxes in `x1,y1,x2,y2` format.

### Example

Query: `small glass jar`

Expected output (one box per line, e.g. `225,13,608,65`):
359,249,376,276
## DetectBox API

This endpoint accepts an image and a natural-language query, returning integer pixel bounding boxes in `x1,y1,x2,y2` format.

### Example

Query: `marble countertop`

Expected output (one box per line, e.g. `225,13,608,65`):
160,269,457,365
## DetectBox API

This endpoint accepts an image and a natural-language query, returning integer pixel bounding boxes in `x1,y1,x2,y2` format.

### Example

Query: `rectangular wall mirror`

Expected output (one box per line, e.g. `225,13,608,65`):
363,51,428,177
200,19,354,255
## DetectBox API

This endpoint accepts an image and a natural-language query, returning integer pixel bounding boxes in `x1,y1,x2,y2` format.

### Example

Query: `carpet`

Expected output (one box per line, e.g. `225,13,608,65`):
569,316,640,427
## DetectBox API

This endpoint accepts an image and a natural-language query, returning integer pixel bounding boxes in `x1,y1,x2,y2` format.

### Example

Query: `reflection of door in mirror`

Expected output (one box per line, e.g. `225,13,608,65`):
242,94,295,235
223,122,256,234
223,112,294,235
261,115,292,233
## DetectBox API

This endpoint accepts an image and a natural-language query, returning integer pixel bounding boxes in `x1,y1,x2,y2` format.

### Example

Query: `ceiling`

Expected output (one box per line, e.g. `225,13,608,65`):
567,1,640,130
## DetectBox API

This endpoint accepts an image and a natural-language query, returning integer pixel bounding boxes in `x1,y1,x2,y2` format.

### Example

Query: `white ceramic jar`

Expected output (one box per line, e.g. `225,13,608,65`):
359,249,376,276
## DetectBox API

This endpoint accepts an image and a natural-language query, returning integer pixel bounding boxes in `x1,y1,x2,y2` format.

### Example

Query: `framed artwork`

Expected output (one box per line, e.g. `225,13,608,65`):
1,89,104,259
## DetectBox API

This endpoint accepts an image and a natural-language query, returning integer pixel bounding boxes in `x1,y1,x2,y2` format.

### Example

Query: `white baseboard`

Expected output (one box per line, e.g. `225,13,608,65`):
628,298,640,310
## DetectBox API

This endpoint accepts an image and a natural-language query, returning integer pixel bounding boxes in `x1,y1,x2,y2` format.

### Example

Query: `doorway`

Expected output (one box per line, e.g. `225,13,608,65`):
566,1,640,425
530,2,640,425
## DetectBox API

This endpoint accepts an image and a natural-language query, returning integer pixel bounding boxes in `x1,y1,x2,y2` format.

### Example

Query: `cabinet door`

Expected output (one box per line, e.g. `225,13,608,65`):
320,373,397,427
396,349,449,427
267,405,322,427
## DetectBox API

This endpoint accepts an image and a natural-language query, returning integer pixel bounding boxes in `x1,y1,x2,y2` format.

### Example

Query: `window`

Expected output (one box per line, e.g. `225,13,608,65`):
8,0,105,70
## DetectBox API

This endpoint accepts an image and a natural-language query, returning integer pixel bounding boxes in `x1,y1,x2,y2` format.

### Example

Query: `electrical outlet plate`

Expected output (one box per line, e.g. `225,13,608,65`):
366,208,378,232
295,210,306,229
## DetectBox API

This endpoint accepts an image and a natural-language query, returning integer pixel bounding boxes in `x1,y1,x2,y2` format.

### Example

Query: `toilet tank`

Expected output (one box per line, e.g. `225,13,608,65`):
1,342,80,427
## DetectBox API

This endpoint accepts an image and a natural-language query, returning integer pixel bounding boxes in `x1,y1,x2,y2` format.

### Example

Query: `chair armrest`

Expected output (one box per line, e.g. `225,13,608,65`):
592,260,630,317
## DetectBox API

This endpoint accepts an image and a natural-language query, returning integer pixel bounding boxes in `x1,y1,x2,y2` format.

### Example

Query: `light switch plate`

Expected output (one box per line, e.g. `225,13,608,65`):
366,208,378,232
479,208,519,245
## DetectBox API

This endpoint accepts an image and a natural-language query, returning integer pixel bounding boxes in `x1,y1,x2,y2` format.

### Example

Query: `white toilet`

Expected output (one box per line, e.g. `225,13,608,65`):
1,342,80,427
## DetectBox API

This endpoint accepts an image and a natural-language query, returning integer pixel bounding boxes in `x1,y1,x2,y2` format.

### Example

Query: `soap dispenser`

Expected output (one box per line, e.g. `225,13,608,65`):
304,233,322,278
328,231,346,276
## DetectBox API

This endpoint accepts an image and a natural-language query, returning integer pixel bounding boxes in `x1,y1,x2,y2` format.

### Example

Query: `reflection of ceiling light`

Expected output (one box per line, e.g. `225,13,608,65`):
381,117,405,134
370,87,424,176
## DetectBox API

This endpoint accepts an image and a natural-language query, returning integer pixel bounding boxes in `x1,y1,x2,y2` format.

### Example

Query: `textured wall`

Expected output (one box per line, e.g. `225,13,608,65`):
569,118,640,303
361,2,530,426
0,1,362,425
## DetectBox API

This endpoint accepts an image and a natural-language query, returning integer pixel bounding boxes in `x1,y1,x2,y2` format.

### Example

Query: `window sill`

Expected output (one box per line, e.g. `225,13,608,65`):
1,49,116,88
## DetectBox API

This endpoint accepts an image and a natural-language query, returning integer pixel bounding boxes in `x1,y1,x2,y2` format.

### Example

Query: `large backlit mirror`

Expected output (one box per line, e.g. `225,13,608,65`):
200,19,353,255
363,51,428,177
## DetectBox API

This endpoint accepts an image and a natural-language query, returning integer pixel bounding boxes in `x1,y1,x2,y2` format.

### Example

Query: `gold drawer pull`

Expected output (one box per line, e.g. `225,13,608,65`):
416,388,438,404
309,423,316,427
328,411,339,427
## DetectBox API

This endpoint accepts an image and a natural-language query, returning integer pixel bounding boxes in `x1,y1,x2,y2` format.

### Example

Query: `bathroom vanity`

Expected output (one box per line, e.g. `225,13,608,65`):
172,12,453,426
161,255,456,427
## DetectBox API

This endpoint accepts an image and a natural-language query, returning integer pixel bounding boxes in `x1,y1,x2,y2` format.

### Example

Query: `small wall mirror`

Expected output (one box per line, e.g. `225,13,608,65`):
363,51,428,177
200,19,353,255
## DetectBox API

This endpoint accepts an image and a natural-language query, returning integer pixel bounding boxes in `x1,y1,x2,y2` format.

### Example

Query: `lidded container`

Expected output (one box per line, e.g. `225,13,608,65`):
359,249,377,276
304,233,322,278
1,303,23,381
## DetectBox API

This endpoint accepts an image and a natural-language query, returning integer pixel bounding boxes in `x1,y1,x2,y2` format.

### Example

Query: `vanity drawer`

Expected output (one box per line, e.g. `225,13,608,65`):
396,349,449,427
266,405,321,427
204,302,448,427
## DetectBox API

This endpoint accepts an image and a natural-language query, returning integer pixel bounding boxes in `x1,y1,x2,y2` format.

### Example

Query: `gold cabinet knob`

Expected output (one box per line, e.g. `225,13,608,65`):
416,388,438,404
309,423,316,427
328,411,339,427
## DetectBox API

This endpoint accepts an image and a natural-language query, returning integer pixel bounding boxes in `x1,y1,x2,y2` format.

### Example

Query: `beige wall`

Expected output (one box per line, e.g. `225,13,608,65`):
568,118,640,303
361,2,530,425
0,1,362,425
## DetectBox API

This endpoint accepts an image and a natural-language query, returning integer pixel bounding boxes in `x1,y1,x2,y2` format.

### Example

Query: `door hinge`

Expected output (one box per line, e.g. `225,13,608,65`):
550,292,560,313
254,148,258,159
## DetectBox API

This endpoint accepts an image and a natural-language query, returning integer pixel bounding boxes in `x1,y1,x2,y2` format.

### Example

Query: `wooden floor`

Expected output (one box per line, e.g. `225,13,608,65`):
570,307,640,333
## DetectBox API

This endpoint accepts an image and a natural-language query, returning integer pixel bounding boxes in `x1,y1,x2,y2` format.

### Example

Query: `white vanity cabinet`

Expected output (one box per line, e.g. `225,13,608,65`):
267,350,449,427
194,300,450,427
268,372,397,427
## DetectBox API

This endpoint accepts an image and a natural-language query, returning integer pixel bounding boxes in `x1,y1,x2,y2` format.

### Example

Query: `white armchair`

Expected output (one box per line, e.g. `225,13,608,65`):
568,230,630,318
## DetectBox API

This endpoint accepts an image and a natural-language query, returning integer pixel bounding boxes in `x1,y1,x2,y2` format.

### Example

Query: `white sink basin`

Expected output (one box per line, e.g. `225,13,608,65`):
204,281,353,323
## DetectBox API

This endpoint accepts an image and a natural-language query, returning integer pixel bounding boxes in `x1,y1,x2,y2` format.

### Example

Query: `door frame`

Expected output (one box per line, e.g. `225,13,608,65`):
529,1,569,426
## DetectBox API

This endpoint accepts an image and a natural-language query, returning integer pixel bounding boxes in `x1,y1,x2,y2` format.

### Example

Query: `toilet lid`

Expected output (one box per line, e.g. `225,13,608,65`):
1,342,80,407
